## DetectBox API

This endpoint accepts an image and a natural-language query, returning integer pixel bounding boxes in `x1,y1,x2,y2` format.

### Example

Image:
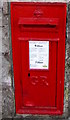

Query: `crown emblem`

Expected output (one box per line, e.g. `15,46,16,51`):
34,8,43,18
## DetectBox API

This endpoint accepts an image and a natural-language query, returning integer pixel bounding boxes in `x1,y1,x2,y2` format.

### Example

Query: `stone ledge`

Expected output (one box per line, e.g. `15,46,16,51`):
8,0,67,2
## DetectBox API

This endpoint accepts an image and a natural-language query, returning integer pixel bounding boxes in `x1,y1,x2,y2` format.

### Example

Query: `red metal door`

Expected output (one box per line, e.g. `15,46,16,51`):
21,40,57,107
11,2,66,115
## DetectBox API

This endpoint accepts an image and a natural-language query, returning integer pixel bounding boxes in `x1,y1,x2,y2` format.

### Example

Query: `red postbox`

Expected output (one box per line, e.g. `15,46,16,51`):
11,2,66,115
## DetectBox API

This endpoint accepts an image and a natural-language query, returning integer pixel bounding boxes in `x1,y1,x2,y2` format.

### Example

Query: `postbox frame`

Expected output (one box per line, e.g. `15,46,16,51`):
11,2,66,115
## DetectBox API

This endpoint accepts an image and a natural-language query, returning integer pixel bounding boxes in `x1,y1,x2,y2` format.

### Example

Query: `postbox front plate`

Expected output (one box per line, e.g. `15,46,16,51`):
11,2,66,115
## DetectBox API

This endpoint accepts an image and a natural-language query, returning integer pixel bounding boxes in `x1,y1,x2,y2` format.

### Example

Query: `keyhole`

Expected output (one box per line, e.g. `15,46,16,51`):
28,73,30,77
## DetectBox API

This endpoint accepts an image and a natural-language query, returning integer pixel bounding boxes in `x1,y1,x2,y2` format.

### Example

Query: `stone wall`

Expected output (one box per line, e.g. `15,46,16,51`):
68,2,70,117
0,1,2,119
1,1,70,119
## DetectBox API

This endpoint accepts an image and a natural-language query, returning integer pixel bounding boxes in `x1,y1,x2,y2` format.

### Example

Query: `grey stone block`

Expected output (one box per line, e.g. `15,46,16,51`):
2,14,9,27
3,2,9,15
0,1,3,9
2,24,10,53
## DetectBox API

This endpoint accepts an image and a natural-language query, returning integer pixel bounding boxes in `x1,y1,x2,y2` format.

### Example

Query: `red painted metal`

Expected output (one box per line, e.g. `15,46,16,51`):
11,2,66,115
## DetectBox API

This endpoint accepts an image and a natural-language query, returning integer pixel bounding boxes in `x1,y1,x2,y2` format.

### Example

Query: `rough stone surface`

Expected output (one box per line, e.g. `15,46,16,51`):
1,1,70,119
3,2,9,15
9,0,67,2
2,83,15,118
68,2,70,117
0,1,2,120
2,2,11,86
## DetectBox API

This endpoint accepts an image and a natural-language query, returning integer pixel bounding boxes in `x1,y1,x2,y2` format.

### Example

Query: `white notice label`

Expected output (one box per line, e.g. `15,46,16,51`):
29,41,49,69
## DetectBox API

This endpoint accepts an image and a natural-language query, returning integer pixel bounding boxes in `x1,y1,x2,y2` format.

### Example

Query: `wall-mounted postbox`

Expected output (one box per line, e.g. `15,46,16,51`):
11,2,66,115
